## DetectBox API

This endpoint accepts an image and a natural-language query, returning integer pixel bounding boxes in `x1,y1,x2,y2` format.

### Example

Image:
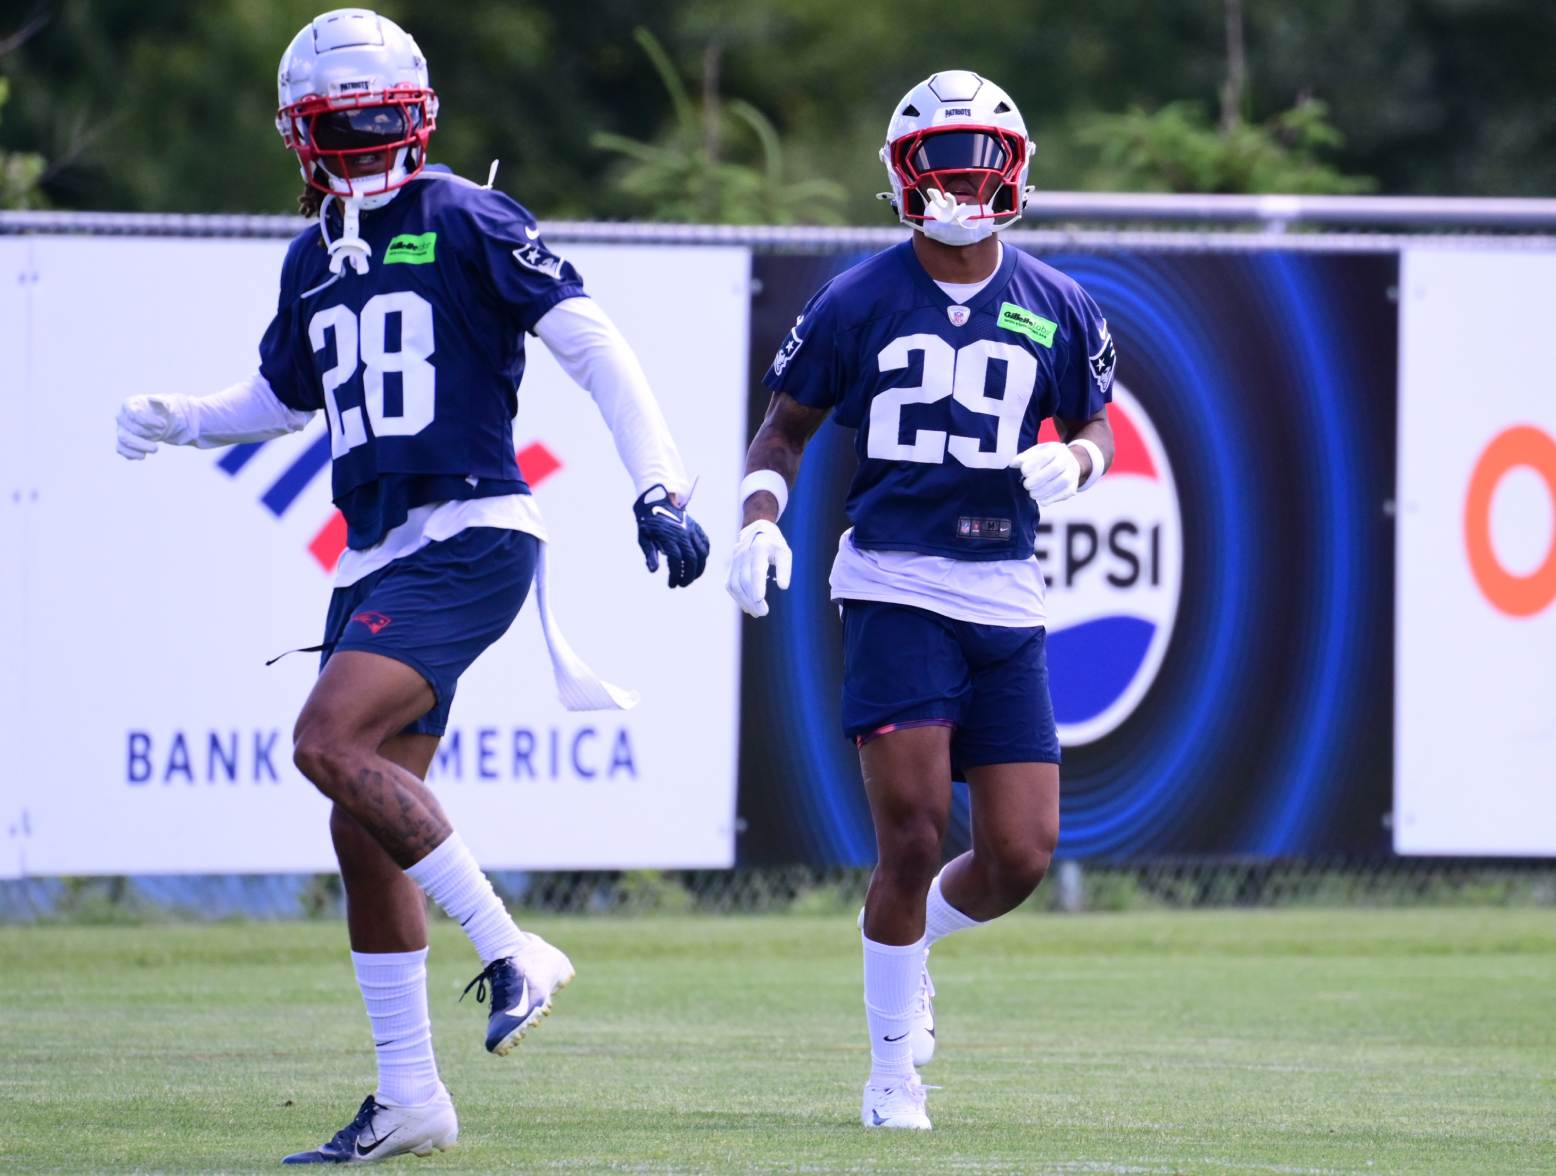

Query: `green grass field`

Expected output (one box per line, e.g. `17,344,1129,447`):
2,909,1553,1174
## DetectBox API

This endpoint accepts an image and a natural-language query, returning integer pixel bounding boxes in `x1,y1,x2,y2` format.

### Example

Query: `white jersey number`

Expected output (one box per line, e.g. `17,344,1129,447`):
868,334,1037,467
309,292,437,457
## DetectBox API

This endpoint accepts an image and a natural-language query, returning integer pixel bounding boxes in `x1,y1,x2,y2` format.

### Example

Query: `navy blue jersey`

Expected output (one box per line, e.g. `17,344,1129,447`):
763,241,1115,561
258,167,586,548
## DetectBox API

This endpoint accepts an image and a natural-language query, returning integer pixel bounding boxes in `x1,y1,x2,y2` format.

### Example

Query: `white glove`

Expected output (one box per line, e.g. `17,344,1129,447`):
726,519,793,618
1011,441,1082,507
116,394,189,460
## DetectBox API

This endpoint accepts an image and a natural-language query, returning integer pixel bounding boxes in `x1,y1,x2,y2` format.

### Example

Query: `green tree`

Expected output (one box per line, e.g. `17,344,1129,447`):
1081,97,1374,194
591,28,844,224
0,76,47,208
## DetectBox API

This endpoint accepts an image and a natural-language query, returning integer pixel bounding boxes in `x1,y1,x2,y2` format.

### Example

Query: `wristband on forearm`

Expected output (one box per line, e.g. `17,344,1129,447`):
1071,439,1105,492
739,469,789,519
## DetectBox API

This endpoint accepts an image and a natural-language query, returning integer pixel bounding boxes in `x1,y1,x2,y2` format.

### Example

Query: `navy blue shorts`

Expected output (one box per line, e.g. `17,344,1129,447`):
320,528,538,737
840,600,1061,768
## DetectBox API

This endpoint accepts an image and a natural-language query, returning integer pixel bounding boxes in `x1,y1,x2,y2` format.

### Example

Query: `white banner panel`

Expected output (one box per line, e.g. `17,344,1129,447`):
13,234,748,874
1,238,32,879
1395,249,1556,855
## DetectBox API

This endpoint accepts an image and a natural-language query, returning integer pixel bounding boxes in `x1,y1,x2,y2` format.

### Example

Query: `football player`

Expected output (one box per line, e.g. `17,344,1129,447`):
115,9,709,1164
727,71,1116,1130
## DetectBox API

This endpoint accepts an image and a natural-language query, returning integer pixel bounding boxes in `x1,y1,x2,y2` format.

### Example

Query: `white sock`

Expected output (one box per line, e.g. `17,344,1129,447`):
404,833,526,963
924,868,983,949
352,948,441,1107
862,931,925,1085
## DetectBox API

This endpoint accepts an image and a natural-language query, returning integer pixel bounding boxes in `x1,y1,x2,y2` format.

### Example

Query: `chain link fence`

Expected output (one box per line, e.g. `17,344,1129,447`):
4,860,1554,924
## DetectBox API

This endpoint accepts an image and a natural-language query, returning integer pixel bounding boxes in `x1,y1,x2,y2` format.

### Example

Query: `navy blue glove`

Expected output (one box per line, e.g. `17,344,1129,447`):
633,484,710,589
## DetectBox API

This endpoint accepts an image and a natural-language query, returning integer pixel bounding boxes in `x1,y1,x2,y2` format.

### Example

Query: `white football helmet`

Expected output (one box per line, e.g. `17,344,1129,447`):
275,8,438,201
880,70,1035,246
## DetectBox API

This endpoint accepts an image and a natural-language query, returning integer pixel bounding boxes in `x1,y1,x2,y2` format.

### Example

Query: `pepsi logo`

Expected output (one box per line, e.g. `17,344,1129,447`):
1039,383,1182,746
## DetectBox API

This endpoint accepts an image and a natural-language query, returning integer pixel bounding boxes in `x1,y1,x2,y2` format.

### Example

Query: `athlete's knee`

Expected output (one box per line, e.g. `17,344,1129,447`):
293,722,367,798
991,844,1054,898
875,815,945,893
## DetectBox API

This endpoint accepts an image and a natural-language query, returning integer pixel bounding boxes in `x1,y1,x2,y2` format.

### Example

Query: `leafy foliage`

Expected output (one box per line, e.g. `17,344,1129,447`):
0,1,1552,216
591,29,844,224
0,76,47,209
1081,96,1376,194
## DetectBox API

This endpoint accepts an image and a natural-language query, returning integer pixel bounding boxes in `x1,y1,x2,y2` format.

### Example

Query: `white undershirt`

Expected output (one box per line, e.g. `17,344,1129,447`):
830,531,1047,628
930,241,1002,303
832,243,1046,628
334,295,690,586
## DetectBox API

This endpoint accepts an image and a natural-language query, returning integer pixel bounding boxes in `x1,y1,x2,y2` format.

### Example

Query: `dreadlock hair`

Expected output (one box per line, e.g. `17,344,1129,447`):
297,184,326,219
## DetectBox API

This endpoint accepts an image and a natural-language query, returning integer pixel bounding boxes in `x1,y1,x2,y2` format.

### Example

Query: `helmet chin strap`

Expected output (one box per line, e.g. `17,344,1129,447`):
320,195,373,276
920,187,997,246
315,148,413,276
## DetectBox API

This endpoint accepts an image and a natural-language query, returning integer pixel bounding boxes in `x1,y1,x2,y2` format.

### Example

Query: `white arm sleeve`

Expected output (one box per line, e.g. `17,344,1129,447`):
171,373,315,448
533,296,690,497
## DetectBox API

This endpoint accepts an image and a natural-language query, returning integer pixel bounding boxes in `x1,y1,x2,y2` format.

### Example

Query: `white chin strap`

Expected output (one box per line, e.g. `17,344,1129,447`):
323,196,373,276
919,187,997,246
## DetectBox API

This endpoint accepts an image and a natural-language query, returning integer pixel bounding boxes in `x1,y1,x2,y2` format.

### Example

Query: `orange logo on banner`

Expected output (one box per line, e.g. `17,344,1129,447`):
1463,424,1556,618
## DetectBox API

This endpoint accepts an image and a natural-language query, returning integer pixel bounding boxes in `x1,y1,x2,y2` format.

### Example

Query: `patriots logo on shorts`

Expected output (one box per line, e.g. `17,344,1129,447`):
350,610,392,634
1090,322,1118,395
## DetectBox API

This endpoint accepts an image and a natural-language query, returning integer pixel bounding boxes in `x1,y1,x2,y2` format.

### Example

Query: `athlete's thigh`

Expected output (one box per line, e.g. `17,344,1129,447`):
315,529,539,739
840,601,973,741
953,624,1061,771
859,723,956,837
382,731,441,781
962,760,1060,857
297,649,437,750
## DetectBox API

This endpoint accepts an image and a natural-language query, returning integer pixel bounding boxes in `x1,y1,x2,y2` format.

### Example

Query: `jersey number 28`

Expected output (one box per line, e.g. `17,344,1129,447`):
309,291,436,458
869,334,1037,468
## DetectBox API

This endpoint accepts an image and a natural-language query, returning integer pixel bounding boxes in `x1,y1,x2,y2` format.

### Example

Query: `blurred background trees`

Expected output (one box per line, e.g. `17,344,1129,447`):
1,0,1552,217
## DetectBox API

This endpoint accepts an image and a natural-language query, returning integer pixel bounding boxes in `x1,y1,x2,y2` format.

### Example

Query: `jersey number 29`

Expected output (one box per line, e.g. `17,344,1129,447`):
869,334,1037,468
309,292,436,458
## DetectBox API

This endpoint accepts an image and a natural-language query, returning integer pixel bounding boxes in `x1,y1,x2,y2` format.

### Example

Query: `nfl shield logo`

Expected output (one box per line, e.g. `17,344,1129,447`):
947,305,970,327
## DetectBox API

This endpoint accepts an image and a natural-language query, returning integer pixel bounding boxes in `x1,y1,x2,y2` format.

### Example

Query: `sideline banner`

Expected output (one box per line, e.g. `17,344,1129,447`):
1394,249,1556,855
7,234,748,875
0,238,30,878
737,249,1400,864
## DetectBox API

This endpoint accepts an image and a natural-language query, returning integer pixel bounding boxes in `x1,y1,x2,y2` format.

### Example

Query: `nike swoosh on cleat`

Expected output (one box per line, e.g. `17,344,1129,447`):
871,1109,887,1126
503,977,532,1019
356,1128,399,1157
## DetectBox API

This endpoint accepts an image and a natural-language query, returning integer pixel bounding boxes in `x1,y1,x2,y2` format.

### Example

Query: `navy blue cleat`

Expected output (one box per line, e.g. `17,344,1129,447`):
281,1088,457,1164
461,934,575,1056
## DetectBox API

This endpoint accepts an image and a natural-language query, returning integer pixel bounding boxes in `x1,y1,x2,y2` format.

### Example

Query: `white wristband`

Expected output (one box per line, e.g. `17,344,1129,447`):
1072,439,1105,491
739,469,789,519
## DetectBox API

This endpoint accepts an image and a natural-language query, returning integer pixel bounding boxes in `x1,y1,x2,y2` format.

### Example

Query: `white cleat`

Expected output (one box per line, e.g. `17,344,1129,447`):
516,931,577,1001
464,932,577,1056
281,1084,458,1164
912,952,936,1068
861,1074,932,1130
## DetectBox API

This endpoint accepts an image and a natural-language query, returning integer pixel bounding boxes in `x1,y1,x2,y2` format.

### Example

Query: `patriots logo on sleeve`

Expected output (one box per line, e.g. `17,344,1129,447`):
512,239,566,280
1089,320,1117,394
771,314,806,376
